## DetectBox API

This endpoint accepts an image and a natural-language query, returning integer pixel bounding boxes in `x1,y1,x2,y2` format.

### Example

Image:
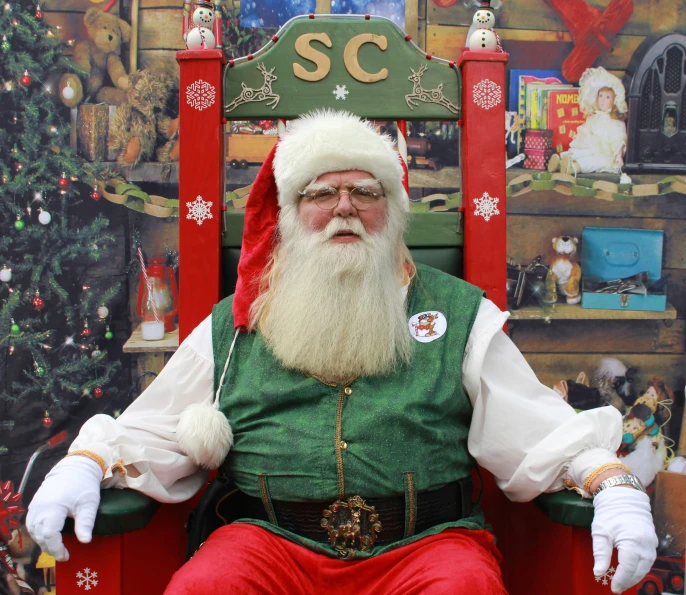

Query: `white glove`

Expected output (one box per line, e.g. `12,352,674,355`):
26,456,103,562
592,487,658,594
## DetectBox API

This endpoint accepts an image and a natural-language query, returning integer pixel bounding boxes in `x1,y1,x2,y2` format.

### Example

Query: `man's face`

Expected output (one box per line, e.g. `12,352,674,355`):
297,170,388,242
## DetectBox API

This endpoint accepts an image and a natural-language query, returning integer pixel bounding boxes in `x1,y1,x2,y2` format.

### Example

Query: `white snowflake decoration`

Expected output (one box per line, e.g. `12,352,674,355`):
595,566,616,587
473,79,502,110
76,568,98,590
473,192,500,221
333,84,349,100
186,195,213,225
186,79,216,111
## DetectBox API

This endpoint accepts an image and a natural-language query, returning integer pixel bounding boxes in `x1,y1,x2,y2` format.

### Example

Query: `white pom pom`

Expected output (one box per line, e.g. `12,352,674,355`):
176,403,233,470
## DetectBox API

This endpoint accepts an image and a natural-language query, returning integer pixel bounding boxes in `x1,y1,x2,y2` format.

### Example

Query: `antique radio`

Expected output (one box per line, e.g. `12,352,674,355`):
623,33,686,172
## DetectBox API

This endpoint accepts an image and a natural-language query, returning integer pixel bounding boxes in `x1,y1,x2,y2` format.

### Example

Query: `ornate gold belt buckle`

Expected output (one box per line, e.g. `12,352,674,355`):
320,495,382,557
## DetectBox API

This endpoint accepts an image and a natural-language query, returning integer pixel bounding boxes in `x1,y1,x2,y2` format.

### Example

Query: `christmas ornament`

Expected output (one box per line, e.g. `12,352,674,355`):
42,411,52,429
58,172,68,189
15,162,22,171
32,290,44,311
8,345,14,355
97,306,109,319
20,70,31,86
14,215,24,230
90,187,101,201
81,321,91,337
33,191,43,201
38,209,51,225
0,267,11,282
49,126,57,135
105,326,113,340
35,4,42,18
10,320,20,335
34,363,45,377
91,348,102,358
61,81,75,100
0,480,24,541
4,3,11,11
1,35,9,51
94,387,103,398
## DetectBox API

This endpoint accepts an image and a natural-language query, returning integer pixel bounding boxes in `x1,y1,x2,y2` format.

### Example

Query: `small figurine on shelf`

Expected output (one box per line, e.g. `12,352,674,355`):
184,0,217,50
466,0,502,52
543,268,558,304
549,235,582,304
548,67,628,175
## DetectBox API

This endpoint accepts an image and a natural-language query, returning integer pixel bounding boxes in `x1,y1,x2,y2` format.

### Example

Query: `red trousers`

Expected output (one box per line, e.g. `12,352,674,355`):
165,524,507,594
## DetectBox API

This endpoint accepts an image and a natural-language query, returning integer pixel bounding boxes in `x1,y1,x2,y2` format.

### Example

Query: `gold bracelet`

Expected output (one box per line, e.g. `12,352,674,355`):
65,449,107,477
582,462,632,494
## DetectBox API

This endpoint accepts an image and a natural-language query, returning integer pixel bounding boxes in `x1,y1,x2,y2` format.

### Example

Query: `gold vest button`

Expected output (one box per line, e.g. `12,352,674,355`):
344,387,352,396
340,441,348,450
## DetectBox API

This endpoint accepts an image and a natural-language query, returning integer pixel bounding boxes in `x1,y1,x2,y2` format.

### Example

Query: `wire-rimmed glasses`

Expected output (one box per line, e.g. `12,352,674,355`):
298,185,385,210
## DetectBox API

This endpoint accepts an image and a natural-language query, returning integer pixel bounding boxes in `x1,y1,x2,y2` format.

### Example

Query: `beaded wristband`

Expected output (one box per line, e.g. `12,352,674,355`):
582,462,631,494
65,449,107,477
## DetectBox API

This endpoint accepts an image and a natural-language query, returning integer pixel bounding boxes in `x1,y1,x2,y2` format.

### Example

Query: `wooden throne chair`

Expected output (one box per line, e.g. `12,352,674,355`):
55,13,632,595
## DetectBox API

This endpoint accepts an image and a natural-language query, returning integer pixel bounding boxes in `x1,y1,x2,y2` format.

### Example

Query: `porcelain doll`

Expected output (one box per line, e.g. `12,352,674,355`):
548,67,628,175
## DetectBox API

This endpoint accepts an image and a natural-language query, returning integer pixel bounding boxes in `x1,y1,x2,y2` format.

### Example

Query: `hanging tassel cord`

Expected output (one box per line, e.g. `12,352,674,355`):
214,329,240,409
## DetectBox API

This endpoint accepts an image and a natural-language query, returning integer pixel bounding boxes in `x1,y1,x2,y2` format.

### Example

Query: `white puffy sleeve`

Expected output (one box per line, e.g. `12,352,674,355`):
464,298,624,501
69,315,216,503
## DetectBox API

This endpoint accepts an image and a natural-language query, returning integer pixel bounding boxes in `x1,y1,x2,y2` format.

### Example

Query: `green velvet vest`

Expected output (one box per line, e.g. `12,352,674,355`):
212,263,485,558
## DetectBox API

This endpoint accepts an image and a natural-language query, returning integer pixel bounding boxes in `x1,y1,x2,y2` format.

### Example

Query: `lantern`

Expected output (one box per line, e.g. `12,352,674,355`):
136,257,179,334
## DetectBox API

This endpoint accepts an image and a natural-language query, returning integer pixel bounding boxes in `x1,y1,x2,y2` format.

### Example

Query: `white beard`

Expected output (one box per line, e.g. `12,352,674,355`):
251,204,413,380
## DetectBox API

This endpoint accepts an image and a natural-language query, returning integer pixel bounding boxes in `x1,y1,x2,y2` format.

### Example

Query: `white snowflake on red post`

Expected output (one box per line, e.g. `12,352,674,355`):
595,566,616,587
473,79,502,110
186,195,213,225
76,567,98,590
473,192,500,221
333,85,349,100
186,79,216,111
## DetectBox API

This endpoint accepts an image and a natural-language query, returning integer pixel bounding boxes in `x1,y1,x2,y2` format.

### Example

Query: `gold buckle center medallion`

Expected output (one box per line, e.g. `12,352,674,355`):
321,495,382,557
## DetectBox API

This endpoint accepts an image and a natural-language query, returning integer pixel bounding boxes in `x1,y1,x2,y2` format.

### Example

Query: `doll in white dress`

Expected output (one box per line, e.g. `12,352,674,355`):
548,67,628,175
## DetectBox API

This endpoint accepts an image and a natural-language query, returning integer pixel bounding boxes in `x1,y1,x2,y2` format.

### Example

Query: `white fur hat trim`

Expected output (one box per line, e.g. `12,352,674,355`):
273,109,409,211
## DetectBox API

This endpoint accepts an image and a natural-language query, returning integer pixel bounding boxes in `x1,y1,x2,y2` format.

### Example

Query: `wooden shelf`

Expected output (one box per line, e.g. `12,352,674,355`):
123,324,179,353
509,303,677,320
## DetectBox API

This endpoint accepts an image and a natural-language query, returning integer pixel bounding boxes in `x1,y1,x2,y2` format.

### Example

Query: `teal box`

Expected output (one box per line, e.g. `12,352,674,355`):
581,227,667,312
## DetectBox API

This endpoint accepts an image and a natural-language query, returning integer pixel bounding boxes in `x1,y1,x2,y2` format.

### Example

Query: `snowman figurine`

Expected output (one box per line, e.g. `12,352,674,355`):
466,2,501,52
185,0,216,50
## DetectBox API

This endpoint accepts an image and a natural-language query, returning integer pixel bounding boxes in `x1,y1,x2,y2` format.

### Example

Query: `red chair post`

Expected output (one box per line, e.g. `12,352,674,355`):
177,49,226,341
459,51,508,310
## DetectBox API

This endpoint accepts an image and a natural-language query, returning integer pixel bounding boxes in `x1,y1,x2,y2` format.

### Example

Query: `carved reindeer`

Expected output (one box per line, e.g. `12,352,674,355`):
224,62,280,112
405,64,459,115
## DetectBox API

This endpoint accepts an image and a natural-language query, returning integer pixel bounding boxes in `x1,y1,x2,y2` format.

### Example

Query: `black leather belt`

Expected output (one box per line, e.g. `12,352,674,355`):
217,477,474,548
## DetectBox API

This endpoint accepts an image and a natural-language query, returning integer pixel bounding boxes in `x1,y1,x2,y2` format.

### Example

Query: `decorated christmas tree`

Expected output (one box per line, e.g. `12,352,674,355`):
0,0,126,523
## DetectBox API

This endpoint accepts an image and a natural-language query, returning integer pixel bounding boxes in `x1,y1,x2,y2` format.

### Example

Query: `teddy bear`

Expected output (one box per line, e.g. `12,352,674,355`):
58,7,131,108
108,65,179,168
549,236,582,304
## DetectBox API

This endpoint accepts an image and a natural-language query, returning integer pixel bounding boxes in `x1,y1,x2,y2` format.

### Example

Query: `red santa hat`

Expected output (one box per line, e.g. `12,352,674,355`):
232,109,409,330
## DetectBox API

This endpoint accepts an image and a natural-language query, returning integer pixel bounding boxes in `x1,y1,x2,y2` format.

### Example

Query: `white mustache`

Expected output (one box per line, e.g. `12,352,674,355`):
322,217,368,241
